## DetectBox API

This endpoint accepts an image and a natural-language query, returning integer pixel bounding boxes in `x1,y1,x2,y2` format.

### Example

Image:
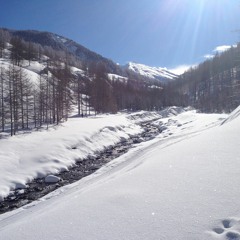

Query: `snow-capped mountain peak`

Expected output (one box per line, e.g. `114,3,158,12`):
125,62,179,83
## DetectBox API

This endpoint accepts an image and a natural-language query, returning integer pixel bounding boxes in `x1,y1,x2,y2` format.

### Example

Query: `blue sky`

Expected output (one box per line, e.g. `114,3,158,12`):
0,0,239,73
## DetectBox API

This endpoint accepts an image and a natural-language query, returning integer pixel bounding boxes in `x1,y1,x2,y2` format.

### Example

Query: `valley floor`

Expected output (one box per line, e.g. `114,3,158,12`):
0,107,240,240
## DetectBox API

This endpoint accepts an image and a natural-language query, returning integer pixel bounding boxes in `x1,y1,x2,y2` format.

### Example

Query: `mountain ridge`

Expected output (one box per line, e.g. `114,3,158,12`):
1,28,178,83
2,28,120,74
123,62,179,83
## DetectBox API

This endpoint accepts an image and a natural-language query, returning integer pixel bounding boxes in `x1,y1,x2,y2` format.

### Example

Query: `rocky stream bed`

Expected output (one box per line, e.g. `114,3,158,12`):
0,120,162,215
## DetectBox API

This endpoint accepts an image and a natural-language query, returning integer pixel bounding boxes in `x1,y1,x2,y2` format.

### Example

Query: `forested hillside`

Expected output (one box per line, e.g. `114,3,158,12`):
175,44,240,112
0,29,176,136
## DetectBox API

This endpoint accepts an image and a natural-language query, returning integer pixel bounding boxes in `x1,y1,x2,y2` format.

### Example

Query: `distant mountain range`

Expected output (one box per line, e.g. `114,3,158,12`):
2,28,178,83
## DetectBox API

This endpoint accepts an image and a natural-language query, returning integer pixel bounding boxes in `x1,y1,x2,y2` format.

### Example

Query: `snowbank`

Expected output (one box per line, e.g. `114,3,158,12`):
0,114,142,201
158,106,187,117
127,110,161,123
127,107,189,124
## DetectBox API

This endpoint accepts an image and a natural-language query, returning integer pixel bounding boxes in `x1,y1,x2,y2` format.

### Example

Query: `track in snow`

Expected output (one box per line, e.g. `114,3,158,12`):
210,218,240,240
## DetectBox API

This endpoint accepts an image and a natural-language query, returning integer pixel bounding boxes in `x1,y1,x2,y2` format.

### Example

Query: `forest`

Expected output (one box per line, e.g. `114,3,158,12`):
0,29,176,136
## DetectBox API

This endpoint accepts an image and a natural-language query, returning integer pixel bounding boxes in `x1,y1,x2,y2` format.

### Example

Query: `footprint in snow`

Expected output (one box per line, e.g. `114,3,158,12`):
223,219,232,229
213,227,225,234
226,232,240,240
211,218,240,240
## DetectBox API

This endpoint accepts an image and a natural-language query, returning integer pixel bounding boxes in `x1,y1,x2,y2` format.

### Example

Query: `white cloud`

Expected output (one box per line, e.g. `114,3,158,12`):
203,44,237,60
169,64,196,75
213,45,231,53
171,44,237,75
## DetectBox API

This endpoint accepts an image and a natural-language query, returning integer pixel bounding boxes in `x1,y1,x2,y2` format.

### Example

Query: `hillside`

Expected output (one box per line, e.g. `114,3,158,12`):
5,28,120,74
175,44,240,113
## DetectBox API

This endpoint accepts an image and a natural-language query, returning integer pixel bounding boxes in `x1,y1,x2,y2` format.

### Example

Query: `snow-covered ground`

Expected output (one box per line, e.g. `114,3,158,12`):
108,73,128,82
1,107,238,240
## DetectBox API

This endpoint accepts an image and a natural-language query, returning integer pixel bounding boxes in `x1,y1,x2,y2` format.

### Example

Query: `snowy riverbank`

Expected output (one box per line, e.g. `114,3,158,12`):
1,107,239,240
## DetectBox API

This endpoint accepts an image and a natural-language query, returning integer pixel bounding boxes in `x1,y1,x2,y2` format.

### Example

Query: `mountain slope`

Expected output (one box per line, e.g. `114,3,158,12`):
3,29,120,73
124,62,179,83
2,28,179,84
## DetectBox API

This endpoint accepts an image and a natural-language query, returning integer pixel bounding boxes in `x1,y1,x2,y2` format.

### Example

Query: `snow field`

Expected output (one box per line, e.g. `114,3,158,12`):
0,107,236,240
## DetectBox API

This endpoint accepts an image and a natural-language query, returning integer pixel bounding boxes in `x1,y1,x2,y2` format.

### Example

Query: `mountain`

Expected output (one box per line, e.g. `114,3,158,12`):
0,27,179,130
3,28,121,74
2,29,179,82
124,62,179,83
2,28,178,84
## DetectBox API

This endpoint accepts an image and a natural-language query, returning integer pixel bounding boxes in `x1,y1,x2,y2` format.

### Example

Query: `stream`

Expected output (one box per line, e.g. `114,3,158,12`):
0,120,162,215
